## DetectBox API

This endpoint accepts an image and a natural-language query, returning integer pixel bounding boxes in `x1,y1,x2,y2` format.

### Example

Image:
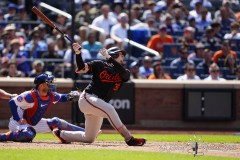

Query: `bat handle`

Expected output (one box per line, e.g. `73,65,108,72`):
55,27,81,51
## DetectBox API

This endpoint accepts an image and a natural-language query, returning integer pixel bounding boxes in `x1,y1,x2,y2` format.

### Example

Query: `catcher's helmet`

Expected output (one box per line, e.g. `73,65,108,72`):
107,47,126,59
34,74,56,92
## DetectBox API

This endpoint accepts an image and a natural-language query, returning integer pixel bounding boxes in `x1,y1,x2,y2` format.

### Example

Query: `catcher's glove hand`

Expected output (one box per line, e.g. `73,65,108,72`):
66,91,80,102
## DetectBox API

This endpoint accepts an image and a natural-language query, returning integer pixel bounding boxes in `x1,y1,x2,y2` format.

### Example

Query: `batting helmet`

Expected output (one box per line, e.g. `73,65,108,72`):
107,47,126,59
34,74,56,92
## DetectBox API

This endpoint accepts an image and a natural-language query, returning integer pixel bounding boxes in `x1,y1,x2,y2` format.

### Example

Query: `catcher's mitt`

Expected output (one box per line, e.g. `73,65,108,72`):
66,91,80,102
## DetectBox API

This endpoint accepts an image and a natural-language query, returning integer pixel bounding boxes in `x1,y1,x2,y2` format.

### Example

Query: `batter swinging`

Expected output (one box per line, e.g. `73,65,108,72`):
52,43,146,146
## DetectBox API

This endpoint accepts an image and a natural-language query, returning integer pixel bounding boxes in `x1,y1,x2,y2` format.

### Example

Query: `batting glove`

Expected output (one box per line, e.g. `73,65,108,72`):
99,48,111,60
72,43,82,55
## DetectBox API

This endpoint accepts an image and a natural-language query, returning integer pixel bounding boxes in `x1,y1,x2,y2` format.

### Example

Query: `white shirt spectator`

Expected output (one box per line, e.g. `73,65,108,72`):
92,14,117,36
177,74,200,80
204,76,226,81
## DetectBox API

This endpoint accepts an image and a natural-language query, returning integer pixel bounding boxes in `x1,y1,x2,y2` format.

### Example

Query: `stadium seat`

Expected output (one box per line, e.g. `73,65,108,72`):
163,44,181,59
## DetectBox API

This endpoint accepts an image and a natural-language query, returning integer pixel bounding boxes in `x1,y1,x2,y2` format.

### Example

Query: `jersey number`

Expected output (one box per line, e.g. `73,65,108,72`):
113,83,120,91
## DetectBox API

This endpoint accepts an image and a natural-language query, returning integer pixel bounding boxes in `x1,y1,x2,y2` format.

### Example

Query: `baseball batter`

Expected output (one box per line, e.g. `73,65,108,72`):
52,43,146,146
0,74,84,143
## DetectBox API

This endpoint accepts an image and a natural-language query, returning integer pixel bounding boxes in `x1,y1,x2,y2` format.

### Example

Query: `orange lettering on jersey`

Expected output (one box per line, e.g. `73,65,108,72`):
99,70,122,82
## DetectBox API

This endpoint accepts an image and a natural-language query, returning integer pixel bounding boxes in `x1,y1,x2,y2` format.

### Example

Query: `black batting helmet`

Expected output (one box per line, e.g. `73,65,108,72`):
107,47,126,59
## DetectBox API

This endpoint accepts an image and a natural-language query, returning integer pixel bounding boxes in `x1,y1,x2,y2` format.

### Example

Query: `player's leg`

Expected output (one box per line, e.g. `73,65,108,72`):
60,114,103,143
82,93,146,146
46,117,85,131
0,126,36,142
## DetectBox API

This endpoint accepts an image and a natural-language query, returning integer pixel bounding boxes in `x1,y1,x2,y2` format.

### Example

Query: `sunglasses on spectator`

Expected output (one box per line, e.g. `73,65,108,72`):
187,68,195,71
211,70,219,73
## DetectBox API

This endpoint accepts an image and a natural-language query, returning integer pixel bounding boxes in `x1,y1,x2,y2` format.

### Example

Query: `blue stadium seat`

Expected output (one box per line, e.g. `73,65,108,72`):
163,44,181,59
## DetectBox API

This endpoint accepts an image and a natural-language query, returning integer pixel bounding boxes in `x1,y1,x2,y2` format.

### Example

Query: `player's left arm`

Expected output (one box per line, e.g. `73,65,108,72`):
53,91,80,103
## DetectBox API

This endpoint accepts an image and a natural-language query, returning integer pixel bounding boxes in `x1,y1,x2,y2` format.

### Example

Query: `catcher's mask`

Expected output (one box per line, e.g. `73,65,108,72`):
107,47,126,59
34,74,57,92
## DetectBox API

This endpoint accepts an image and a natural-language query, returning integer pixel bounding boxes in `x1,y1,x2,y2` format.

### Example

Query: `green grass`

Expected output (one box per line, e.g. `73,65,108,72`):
36,133,240,143
0,149,238,160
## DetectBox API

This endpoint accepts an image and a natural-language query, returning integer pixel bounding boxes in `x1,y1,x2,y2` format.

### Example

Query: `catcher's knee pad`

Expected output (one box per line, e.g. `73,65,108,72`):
16,126,36,142
47,117,61,130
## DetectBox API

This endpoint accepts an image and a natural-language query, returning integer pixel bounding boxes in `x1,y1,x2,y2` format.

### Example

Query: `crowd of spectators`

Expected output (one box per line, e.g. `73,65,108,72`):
0,0,240,81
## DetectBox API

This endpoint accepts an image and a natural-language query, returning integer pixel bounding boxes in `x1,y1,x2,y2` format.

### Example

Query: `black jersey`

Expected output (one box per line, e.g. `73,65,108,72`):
76,54,130,102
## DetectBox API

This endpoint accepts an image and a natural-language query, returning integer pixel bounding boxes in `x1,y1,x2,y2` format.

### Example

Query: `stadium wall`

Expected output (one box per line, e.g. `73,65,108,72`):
0,78,240,130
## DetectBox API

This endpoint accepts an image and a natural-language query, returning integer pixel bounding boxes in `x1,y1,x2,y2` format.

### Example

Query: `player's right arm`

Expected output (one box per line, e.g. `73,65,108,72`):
9,91,34,123
73,43,90,74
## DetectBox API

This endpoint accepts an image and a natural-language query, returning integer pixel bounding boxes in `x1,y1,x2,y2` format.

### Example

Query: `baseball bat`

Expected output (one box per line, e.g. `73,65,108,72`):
31,6,75,44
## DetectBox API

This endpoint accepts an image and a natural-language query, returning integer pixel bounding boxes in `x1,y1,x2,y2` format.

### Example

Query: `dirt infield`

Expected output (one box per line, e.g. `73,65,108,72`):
0,140,240,158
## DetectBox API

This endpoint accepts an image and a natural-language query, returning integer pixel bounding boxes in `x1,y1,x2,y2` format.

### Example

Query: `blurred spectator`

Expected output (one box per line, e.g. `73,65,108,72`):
24,29,48,58
110,13,129,49
142,0,156,21
7,61,25,77
217,6,235,36
131,15,158,33
78,26,89,42
75,0,98,27
139,56,153,78
152,5,163,27
91,4,117,36
82,31,103,57
38,24,49,42
54,34,68,58
187,16,200,40
197,48,213,75
12,5,29,21
4,23,24,47
224,22,240,39
176,63,200,80
188,42,205,61
147,24,174,57
224,54,237,75
163,13,174,35
28,60,45,77
204,63,226,81
63,23,80,45
6,38,31,76
195,7,212,32
171,7,188,32
4,3,17,21
130,4,142,26
148,61,171,80
129,61,144,79
214,0,237,23
170,45,194,73
110,0,124,19
212,40,237,67
200,26,221,50
211,20,223,41
0,31,10,55
189,0,212,22
190,0,212,8
177,26,197,46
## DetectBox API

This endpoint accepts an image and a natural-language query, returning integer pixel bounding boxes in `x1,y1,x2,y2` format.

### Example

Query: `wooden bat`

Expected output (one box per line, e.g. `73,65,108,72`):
31,6,75,44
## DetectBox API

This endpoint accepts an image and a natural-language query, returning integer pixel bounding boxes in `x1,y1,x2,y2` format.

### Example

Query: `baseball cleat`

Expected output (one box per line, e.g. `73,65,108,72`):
126,137,146,146
52,128,70,144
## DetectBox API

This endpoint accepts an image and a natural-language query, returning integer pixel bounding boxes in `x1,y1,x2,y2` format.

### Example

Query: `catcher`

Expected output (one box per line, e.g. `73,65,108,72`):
0,73,84,143
52,43,146,146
